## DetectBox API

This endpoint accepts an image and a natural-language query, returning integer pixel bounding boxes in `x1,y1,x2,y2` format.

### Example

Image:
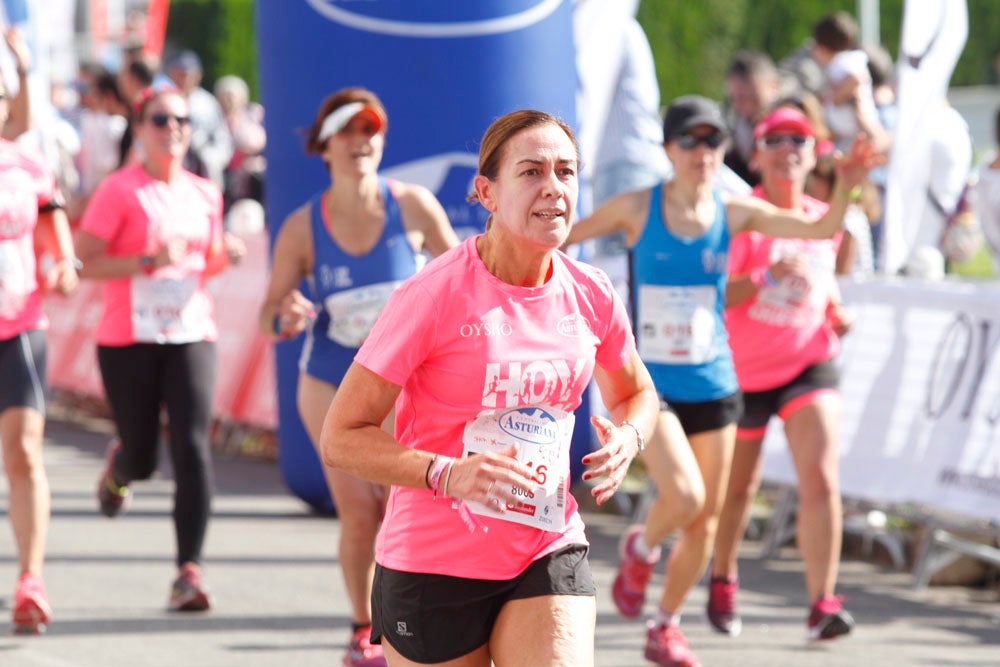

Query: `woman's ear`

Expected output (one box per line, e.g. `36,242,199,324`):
473,174,496,212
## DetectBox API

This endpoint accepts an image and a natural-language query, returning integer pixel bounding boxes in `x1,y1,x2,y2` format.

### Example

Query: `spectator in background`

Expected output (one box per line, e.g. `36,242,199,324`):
116,57,155,168
723,51,782,186
863,43,897,268
975,105,1000,275
213,74,265,211
68,70,128,223
810,11,888,153
165,50,233,191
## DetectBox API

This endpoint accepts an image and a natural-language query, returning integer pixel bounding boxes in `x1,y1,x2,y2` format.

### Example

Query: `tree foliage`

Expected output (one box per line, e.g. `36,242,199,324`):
637,0,996,104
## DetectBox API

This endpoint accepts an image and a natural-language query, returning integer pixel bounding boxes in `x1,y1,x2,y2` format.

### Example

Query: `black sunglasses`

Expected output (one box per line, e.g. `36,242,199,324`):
758,135,814,149
148,113,191,128
674,132,726,150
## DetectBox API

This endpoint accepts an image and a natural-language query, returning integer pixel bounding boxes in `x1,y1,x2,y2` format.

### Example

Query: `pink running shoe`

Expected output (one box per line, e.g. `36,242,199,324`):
612,525,661,619
168,562,212,612
12,573,52,635
644,622,701,667
343,625,386,667
97,438,130,518
706,575,742,636
807,594,855,641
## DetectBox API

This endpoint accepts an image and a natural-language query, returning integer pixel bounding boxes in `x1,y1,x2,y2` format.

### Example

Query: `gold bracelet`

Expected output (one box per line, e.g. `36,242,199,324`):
836,185,862,202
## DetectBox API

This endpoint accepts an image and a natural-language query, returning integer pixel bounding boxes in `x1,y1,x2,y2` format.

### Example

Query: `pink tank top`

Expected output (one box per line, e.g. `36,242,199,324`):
0,140,58,340
79,164,224,346
725,189,841,391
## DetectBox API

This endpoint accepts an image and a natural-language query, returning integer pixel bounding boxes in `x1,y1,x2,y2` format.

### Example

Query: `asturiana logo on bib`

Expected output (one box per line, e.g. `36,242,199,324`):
499,407,558,445
304,0,562,37
557,313,592,338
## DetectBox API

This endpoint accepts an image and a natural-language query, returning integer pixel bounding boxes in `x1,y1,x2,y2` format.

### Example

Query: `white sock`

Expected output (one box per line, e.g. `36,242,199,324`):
654,609,681,628
630,528,661,562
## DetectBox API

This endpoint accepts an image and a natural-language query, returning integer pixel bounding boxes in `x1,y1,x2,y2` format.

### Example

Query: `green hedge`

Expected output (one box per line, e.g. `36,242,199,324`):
163,0,258,100
637,0,997,102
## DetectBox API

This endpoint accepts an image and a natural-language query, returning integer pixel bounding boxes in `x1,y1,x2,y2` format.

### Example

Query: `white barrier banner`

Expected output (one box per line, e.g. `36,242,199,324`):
761,277,1000,524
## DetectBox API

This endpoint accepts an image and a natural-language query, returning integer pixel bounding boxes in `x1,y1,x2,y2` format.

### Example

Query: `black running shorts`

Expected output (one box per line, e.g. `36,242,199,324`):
660,390,744,436
371,544,595,663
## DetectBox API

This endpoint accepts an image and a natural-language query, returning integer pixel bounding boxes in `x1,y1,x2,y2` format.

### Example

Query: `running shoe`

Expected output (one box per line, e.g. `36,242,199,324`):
644,621,701,667
97,438,130,518
12,573,52,635
612,525,661,619
706,575,742,636
343,625,386,667
807,594,855,641
168,562,212,612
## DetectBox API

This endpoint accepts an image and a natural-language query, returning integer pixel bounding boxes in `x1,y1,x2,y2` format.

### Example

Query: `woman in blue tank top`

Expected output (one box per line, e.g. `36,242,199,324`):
566,95,879,667
258,88,458,667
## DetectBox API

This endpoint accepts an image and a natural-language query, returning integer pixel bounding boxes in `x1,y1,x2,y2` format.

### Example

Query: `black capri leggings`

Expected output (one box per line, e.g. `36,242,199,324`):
97,341,216,567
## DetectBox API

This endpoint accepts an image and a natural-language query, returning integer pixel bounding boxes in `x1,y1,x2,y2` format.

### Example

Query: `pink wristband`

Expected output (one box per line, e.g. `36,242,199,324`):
428,455,452,499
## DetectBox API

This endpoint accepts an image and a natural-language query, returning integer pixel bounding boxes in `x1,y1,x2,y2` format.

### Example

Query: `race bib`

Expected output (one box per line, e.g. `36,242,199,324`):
461,405,573,532
131,275,211,343
324,280,403,347
638,284,717,364
0,239,30,319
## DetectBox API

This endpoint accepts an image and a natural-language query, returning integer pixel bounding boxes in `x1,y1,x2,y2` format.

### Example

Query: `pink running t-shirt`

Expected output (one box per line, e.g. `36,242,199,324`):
0,140,58,340
725,188,842,391
357,235,635,580
80,164,223,346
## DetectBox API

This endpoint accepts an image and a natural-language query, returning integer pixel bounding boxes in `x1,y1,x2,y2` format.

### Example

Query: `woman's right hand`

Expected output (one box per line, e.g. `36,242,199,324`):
445,444,536,513
274,289,316,338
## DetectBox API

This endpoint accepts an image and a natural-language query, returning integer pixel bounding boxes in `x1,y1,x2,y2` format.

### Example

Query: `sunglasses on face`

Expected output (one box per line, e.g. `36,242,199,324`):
674,132,726,150
148,113,191,128
757,135,815,150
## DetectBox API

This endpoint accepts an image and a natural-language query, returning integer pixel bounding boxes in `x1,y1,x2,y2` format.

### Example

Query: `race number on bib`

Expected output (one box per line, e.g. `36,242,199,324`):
638,284,717,364
324,280,403,347
131,275,211,344
461,405,573,532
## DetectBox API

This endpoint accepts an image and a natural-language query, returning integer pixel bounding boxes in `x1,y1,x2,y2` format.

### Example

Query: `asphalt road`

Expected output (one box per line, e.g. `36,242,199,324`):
0,417,997,666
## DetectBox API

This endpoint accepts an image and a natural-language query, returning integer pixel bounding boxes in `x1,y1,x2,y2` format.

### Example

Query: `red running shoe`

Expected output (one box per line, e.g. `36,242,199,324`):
343,625,386,667
644,622,701,667
706,575,742,636
168,562,212,612
611,525,661,619
807,594,855,641
12,573,52,635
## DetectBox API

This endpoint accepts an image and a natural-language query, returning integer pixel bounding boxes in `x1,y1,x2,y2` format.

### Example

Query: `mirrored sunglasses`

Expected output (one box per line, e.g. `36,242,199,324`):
674,132,726,150
757,135,815,150
148,113,191,128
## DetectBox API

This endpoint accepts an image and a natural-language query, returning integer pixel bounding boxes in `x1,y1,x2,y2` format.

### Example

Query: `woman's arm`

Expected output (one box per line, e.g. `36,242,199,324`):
35,208,78,295
585,350,659,506
258,206,315,340
565,188,652,247
396,182,460,257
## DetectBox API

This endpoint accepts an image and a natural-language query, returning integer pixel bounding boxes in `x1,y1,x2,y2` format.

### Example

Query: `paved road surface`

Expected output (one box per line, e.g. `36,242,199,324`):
0,417,997,666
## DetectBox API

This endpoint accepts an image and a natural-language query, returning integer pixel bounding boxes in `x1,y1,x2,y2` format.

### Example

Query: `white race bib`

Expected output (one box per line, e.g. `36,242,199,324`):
638,284,717,364
131,275,211,343
0,239,30,319
324,280,403,347
461,405,573,532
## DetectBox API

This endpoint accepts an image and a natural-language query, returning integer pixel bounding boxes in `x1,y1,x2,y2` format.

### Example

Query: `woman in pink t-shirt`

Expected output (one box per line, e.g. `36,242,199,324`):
75,86,228,613
0,66,79,635
322,110,660,666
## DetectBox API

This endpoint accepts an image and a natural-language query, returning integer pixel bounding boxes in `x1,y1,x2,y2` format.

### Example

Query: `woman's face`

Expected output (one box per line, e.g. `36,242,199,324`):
321,112,385,177
664,123,726,184
475,123,578,251
137,92,191,160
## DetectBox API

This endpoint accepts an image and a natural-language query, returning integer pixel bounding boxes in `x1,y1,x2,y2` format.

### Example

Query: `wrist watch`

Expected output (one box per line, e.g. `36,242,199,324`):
140,255,156,275
621,420,645,454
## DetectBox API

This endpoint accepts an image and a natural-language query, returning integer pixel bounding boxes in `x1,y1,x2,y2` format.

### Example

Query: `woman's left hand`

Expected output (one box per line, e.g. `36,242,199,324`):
834,134,885,190
582,415,640,506
41,257,79,295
